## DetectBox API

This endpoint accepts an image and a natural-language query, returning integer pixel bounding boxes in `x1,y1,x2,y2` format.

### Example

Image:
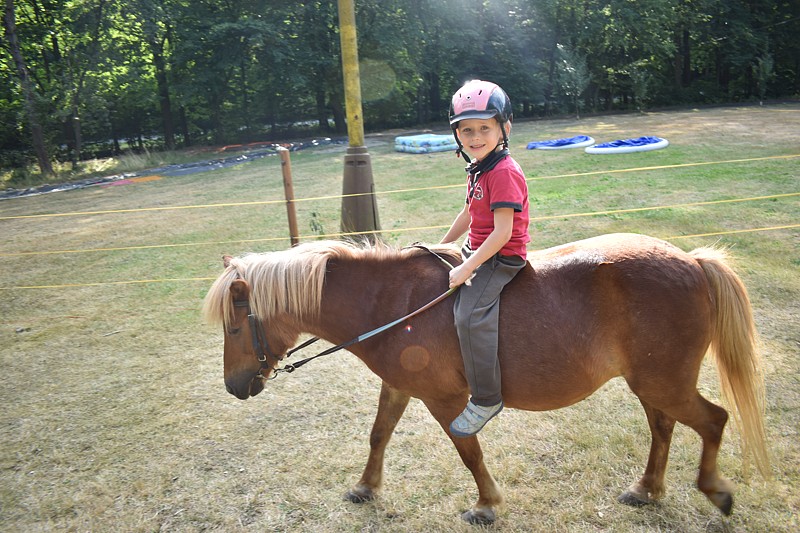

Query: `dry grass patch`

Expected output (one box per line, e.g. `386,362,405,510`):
1,104,799,532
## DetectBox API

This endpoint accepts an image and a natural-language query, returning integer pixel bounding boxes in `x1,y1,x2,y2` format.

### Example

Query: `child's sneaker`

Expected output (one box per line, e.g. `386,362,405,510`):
449,400,503,437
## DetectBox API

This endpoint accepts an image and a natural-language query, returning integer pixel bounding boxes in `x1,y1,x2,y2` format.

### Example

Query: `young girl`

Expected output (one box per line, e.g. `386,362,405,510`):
440,80,530,437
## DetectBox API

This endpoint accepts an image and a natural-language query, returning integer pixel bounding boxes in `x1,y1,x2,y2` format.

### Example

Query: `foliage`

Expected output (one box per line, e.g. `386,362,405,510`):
2,0,799,176
629,62,653,112
555,43,590,119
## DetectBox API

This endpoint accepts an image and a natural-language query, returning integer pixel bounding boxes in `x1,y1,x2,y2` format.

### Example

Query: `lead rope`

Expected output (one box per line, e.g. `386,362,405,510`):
270,245,457,377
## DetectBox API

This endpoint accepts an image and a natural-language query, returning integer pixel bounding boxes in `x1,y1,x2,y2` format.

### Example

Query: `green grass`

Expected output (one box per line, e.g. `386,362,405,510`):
1,104,799,532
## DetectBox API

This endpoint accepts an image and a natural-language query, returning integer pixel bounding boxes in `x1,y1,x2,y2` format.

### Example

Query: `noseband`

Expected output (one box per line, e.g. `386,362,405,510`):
232,299,319,380
233,300,282,380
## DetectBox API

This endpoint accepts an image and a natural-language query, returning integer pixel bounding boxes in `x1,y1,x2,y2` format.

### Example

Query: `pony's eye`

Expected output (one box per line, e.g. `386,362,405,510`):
227,327,240,335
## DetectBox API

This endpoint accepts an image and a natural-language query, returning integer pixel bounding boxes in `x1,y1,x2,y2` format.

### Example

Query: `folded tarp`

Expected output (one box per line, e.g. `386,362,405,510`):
585,136,669,154
395,134,457,154
526,135,595,150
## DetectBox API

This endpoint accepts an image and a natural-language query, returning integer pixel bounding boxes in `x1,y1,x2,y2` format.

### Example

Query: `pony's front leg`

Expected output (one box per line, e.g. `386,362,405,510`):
425,399,504,525
345,381,410,503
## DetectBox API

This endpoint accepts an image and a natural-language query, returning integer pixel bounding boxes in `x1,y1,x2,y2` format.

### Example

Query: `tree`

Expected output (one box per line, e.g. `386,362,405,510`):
755,51,774,105
59,0,111,168
128,0,177,150
292,1,344,133
630,62,653,112
3,0,53,175
2,0,800,172
556,43,590,118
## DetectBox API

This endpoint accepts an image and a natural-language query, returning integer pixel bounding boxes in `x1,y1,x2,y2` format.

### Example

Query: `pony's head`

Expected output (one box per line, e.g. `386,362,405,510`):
203,240,460,398
202,241,366,398
202,244,335,398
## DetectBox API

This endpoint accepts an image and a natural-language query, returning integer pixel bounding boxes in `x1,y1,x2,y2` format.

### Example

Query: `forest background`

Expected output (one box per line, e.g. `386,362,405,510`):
2,0,799,182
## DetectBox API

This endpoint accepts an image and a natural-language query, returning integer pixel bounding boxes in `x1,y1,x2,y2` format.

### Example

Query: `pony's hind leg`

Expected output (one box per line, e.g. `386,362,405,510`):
619,400,676,507
678,393,735,515
638,390,734,515
345,381,410,503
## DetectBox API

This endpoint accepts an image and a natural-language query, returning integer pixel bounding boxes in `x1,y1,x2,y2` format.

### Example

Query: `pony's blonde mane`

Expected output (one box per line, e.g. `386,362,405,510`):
202,240,457,328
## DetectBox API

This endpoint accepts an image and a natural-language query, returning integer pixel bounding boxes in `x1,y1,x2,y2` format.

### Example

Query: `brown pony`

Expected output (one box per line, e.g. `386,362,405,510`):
202,233,769,524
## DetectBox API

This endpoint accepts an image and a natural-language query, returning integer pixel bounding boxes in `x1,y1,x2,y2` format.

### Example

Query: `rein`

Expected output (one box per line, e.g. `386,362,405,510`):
240,245,458,379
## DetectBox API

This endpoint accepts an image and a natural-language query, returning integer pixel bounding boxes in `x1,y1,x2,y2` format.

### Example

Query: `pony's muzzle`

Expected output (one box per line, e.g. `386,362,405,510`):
224,372,264,399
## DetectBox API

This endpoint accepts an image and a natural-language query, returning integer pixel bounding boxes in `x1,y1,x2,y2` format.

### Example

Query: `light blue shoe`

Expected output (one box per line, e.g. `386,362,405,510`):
449,400,504,437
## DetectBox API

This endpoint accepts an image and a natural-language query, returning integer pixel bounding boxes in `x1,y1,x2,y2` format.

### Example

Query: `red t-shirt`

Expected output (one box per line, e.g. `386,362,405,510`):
466,155,530,259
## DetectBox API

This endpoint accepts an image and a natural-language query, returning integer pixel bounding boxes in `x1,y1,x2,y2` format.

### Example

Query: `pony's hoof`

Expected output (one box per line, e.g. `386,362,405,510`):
618,491,651,507
344,486,375,504
710,491,733,516
461,508,496,525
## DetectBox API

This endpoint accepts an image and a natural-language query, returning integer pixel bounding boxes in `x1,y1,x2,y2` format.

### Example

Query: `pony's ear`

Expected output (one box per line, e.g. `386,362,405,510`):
223,255,233,268
229,279,250,302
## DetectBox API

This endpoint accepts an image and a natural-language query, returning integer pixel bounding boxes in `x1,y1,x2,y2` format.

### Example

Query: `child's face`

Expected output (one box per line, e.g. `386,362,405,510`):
456,117,506,161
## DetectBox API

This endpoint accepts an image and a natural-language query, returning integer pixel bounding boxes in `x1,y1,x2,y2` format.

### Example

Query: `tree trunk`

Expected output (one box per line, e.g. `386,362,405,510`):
316,87,329,132
427,71,441,122
211,96,224,145
416,82,425,124
4,0,54,176
673,30,682,87
716,49,730,96
681,29,691,87
329,89,346,134
70,97,83,169
110,116,121,154
179,106,191,147
151,39,175,150
545,40,559,116
67,0,106,168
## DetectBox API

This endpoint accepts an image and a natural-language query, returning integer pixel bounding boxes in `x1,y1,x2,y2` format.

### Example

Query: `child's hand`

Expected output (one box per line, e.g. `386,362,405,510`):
449,264,474,288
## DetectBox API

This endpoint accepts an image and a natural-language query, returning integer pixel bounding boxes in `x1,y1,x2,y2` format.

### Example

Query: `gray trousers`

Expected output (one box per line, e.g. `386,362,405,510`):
453,244,525,406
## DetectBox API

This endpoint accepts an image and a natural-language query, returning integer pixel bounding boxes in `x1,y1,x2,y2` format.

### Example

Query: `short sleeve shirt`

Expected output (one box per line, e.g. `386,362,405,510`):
466,155,530,259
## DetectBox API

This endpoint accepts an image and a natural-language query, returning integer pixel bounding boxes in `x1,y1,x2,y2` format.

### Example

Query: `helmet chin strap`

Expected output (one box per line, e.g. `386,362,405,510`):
467,146,508,174
452,129,469,159
465,146,509,202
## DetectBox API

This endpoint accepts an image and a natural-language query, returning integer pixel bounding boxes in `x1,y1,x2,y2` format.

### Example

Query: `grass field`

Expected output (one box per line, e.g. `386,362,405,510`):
1,104,798,532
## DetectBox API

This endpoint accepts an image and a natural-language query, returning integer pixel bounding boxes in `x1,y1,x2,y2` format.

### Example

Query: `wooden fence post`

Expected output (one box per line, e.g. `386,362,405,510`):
278,147,299,246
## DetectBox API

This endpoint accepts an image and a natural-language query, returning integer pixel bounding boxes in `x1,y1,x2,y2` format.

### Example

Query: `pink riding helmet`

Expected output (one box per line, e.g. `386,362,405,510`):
449,80,513,158
449,80,512,126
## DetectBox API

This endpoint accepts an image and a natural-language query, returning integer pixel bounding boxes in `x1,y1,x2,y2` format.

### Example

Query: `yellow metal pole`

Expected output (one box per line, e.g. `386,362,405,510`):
337,0,380,238
339,0,363,147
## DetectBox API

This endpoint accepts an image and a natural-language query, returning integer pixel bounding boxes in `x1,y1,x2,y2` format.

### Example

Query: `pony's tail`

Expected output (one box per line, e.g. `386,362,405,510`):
691,247,771,479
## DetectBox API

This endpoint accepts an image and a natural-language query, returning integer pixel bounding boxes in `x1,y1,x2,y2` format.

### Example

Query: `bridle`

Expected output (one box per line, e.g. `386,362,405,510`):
231,299,321,380
233,299,280,372
230,245,457,381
